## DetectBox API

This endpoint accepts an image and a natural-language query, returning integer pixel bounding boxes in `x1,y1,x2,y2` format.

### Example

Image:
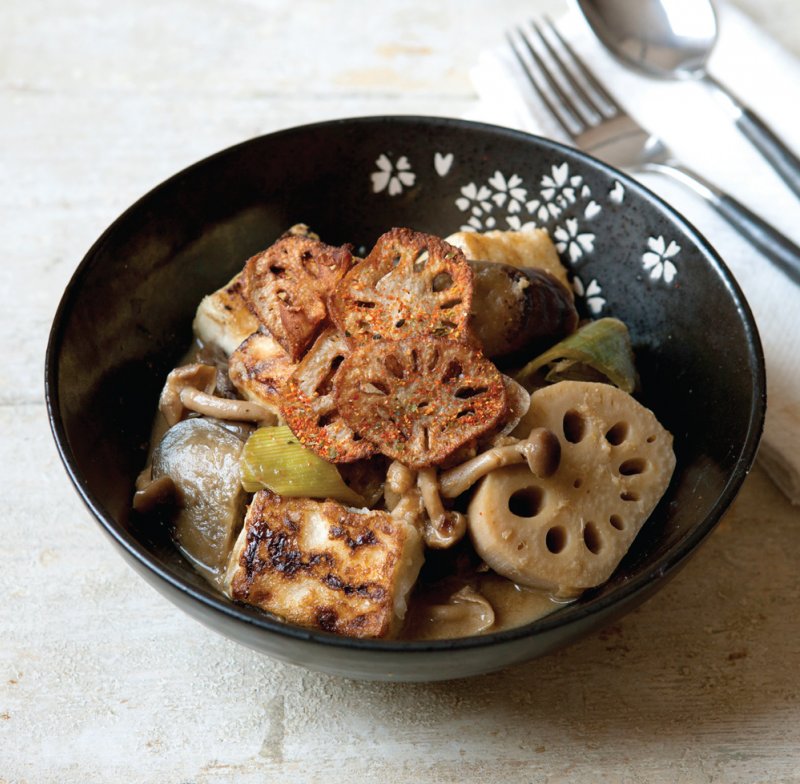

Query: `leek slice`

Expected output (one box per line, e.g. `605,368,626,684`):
240,426,366,506
515,317,637,393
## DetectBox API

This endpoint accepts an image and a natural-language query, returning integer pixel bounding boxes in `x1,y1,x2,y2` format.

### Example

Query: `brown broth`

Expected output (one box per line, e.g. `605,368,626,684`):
401,572,567,640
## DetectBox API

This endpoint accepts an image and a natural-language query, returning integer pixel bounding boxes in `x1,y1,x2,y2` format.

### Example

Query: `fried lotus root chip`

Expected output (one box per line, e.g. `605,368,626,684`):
330,228,473,342
334,336,508,469
467,381,676,596
280,329,376,463
243,235,352,360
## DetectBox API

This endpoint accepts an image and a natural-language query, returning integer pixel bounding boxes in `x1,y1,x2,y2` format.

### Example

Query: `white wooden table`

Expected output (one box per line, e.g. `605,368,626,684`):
3,1,799,781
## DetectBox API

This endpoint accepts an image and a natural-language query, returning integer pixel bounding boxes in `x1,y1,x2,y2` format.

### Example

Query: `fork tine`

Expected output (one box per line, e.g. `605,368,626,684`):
542,14,625,115
506,30,576,139
514,24,592,130
531,19,603,121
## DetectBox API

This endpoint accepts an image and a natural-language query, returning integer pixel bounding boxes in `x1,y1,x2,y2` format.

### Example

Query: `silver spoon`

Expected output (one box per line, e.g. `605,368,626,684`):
576,0,800,199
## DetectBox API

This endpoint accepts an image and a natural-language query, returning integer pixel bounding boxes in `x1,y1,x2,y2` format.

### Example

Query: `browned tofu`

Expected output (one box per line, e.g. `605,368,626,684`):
192,272,261,356
226,492,423,638
445,229,572,298
228,331,296,414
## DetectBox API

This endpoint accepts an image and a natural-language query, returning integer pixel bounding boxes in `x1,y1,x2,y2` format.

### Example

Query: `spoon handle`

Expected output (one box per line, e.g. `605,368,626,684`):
646,161,800,285
706,75,800,200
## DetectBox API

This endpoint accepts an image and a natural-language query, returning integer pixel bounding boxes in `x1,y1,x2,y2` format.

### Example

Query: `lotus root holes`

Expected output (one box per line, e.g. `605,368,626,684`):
412,249,429,273
508,486,544,518
317,411,336,428
432,272,453,292
384,354,404,379
562,409,586,443
619,458,647,476
609,514,625,530
442,360,462,383
620,490,639,502
605,421,629,445
583,521,603,554
363,381,390,395
573,478,583,489
317,355,344,395
455,386,488,400
545,526,567,554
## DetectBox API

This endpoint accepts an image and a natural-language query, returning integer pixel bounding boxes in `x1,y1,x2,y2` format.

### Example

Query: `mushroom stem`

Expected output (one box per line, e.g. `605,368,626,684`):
387,461,416,496
178,387,277,424
385,461,416,510
418,467,445,520
133,475,176,514
417,468,467,549
440,427,561,498
389,486,425,527
159,363,218,427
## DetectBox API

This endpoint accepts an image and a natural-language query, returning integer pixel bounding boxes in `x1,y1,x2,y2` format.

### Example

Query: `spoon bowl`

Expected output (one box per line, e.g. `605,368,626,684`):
576,0,718,79
576,0,800,198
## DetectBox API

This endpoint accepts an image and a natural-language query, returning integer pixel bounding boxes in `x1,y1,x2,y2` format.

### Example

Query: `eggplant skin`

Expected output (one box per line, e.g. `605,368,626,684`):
468,260,578,360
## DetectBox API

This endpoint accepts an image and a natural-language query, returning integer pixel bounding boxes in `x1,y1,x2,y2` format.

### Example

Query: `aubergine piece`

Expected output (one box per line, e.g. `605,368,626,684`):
151,417,250,582
468,260,578,361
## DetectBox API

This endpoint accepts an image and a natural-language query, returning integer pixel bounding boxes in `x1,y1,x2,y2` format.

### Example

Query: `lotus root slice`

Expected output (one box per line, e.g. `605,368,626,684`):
467,381,675,594
334,336,507,468
330,228,473,343
244,235,352,360
280,329,376,463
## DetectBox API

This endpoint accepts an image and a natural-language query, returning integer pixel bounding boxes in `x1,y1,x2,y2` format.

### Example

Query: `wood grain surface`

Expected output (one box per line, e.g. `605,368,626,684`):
2,1,799,782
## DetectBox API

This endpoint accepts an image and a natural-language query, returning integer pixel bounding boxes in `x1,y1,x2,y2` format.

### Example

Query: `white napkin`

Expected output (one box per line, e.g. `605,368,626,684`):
466,1,800,504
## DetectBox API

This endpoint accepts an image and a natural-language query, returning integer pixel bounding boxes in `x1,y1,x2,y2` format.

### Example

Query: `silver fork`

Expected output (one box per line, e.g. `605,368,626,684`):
507,18,800,284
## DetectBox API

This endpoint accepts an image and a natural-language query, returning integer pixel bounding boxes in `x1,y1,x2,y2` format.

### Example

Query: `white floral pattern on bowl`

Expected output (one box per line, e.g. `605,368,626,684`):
371,154,416,196
554,218,596,264
642,236,680,284
573,276,606,315
369,153,678,313
452,163,600,268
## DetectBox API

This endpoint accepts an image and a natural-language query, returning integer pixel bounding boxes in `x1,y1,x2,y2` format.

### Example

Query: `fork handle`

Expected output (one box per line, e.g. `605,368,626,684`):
735,107,800,201
713,193,800,285
705,74,800,201
646,161,800,285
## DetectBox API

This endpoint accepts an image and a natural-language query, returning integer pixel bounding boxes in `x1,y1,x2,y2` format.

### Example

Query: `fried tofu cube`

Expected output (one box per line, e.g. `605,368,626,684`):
228,331,296,415
192,272,260,356
445,228,572,297
225,492,423,638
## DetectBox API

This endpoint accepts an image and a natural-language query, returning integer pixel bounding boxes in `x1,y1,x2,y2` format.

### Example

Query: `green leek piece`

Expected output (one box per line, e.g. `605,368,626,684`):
240,426,366,506
515,317,637,393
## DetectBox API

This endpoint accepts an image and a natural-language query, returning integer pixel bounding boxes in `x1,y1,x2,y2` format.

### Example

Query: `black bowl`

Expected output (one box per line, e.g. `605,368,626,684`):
46,116,765,681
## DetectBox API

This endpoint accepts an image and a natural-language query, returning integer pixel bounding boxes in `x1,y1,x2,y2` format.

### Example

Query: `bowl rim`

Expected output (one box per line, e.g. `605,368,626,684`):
45,114,766,654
